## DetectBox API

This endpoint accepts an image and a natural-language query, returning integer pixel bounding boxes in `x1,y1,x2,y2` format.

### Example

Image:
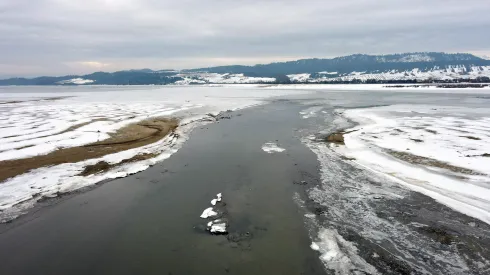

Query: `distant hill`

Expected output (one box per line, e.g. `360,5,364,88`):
186,52,489,76
0,71,182,86
1,52,490,85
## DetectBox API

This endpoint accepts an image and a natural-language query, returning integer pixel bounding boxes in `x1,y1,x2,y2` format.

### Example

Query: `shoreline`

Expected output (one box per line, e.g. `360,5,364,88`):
329,106,490,225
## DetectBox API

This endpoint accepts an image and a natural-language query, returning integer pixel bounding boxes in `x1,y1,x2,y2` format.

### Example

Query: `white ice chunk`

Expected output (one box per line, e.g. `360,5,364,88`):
261,142,286,154
206,218,228,234
310,242,320,251
211,199,217,206
314,228,379,274
200,207,218,219
210,222,227,233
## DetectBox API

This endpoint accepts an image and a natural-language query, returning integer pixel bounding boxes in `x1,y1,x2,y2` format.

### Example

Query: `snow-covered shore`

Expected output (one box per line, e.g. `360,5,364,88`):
334,105,490,224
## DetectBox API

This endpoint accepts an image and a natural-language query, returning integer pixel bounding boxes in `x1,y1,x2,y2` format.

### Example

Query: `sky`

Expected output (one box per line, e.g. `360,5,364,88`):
1,0,490,77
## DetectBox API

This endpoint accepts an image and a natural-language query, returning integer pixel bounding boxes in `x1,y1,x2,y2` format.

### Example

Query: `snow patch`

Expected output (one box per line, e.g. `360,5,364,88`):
288,73,311,82
175,73,276,85
57,78,95,85
261,142,286,153
314,228,379,274
278,65,490,83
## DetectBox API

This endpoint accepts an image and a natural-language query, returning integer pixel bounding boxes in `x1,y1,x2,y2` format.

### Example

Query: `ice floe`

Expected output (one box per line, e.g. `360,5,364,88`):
314,229,379,274
261,142,286,153
310,242,320,251
208,219,227,234
200,207,218,219
211,193,222,205
300,106,324,119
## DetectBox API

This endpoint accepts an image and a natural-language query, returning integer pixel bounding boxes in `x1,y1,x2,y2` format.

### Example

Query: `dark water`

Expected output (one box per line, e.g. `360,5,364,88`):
0,102,325,275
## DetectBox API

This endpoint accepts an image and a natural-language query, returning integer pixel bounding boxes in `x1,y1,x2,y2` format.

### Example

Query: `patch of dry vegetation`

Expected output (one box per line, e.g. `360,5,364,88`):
79,152,160,176
386,149,483,175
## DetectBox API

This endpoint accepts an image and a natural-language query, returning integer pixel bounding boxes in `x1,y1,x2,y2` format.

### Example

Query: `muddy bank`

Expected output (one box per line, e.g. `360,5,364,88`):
0,117,178,182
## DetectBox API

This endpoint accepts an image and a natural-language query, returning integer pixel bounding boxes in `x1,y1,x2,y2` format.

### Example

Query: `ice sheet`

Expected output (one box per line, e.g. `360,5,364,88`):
304,136,472,274
209,222,227,233
314,228,379,274
261,142,286,153
336,105,490,224
200,207,218,219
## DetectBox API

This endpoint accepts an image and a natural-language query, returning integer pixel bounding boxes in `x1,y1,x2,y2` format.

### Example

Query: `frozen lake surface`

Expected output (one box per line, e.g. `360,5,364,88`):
1,85,490,274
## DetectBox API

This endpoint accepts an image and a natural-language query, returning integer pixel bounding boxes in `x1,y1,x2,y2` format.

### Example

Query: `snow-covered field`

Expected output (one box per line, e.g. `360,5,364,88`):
265,83,490,92
334,105,490,224
0,86,308,221
175,73,276,85
57,78,95,85
287,65,490,83
0,101,193,161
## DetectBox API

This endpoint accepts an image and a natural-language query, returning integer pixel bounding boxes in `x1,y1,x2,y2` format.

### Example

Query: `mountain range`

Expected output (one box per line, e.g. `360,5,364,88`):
2,52,490,86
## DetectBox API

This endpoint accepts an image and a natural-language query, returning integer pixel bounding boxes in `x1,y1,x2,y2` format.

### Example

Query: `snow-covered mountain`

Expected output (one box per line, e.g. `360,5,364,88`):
185,53,490,84
1,52,490,85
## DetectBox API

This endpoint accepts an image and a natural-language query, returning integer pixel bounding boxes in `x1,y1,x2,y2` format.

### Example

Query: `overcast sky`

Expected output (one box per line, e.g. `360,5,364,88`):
1,0,490,77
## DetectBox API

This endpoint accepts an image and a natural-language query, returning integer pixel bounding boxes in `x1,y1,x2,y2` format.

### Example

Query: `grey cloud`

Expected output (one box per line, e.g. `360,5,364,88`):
1,0,489,76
